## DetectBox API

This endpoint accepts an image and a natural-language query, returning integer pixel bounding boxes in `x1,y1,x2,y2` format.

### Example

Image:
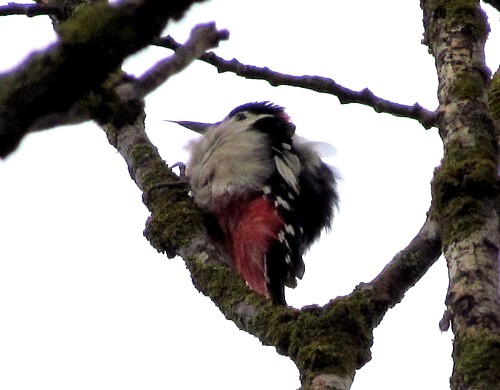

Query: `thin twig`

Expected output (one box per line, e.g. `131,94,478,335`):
154,35,438,129
136,22,229,97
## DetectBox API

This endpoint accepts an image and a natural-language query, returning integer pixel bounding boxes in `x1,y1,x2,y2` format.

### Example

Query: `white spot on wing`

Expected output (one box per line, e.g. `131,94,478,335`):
276,196,291,210
274,155,299,193
284,224,295,236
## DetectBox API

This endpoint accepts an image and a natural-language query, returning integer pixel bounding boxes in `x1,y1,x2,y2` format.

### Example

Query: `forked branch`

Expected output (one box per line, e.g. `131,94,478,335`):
104,101,442,388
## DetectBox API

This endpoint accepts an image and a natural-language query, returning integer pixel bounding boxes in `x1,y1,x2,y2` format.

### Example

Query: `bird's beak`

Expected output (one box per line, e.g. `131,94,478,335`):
166,120,214,135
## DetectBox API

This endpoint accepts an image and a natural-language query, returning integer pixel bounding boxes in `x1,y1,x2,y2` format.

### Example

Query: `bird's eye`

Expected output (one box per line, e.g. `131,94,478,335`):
235,113,247,121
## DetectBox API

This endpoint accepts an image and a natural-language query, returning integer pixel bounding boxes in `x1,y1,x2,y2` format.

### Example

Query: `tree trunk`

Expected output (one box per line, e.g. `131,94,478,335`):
421,1,500,388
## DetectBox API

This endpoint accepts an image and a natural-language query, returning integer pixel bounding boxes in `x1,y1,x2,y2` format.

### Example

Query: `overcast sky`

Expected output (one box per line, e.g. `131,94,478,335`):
1,1,499,389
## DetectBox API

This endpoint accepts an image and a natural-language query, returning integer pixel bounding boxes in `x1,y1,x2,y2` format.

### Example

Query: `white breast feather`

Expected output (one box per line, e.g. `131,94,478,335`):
187,120,274,209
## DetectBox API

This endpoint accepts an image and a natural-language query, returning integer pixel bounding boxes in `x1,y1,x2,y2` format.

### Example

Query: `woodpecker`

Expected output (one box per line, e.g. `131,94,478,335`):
174,102,338,305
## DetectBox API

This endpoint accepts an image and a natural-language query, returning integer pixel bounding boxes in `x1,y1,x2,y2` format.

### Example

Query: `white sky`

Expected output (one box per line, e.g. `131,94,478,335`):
0,1,499,389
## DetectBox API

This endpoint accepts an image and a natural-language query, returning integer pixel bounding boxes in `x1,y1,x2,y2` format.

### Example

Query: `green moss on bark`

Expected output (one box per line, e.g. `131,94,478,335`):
452,329,500,389
488,71,500,120
252,290,374,386
452,72,485,101
432,125,497,246
58,3,141,51
111,133,204,257
187,255,264,308
426,0,489,43
145,191,203,256
143,171,203,258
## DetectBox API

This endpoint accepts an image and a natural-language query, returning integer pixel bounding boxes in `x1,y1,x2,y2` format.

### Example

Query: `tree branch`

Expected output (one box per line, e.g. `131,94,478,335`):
0,2,64,18
367,213,442,309
154,35,438,130
135,22,229,97
104,100,443,388
26,22,228,134
0,0,206,158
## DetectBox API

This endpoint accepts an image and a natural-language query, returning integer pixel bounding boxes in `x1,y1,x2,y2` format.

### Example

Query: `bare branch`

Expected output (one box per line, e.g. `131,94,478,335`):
154,36,438,129
136,22,229,97
367,213,442,308
0,2,64,18
0,0,206,159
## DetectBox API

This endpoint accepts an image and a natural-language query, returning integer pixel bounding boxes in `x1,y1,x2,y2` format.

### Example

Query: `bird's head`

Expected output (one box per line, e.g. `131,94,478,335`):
168,101,296,140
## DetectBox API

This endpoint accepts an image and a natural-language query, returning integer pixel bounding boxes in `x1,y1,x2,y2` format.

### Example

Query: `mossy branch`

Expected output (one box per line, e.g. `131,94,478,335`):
97,28,443,387
0,0,205,158
99,104,444,388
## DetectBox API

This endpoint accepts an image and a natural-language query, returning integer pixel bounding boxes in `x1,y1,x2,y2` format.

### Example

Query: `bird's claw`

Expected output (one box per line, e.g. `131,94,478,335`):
171,162,187,179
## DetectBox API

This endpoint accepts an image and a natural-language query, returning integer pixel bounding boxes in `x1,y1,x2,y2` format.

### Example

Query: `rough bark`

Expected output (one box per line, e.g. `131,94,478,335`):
421,1,500,388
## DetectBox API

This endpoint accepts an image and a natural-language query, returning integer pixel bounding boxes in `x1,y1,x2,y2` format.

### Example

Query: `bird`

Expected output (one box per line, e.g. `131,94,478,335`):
171,102,338,305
